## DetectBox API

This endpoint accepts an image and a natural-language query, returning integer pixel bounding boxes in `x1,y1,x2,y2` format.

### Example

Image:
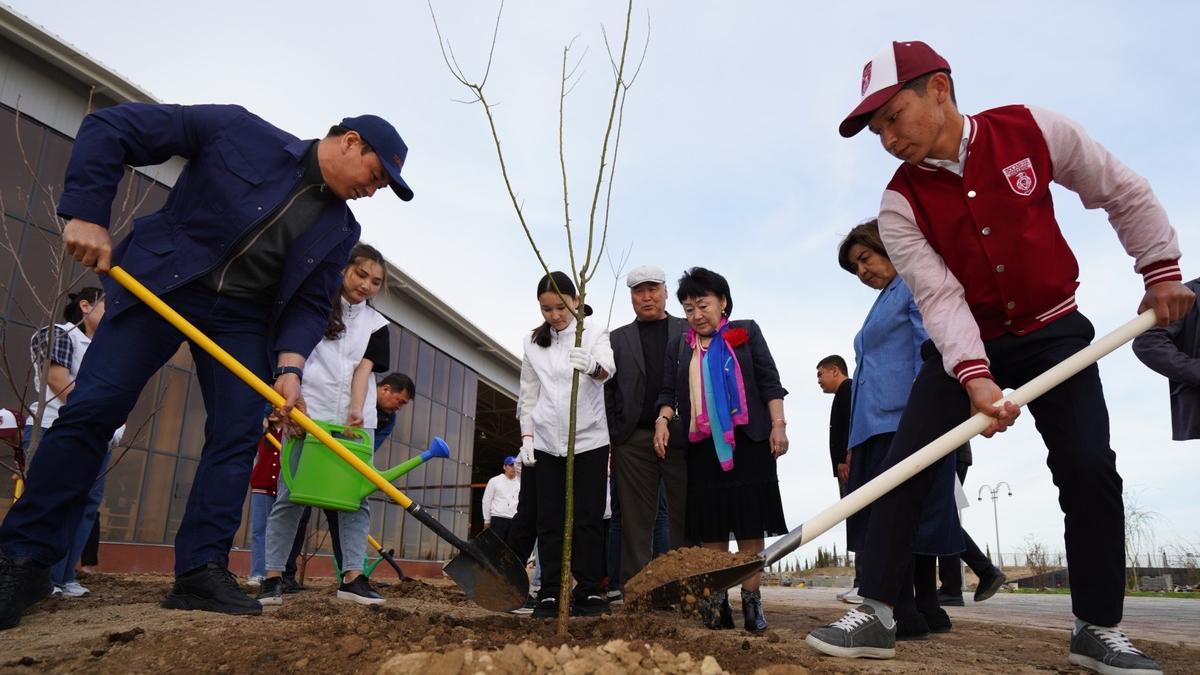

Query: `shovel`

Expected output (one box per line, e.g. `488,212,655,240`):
107,266,528,611
634,309,1158,607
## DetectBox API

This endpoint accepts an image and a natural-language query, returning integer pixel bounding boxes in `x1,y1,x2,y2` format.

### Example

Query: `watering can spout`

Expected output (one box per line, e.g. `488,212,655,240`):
369,437,453,499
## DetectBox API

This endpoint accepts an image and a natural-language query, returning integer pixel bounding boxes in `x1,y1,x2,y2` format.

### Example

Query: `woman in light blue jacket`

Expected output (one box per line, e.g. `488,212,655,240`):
839,219,962,639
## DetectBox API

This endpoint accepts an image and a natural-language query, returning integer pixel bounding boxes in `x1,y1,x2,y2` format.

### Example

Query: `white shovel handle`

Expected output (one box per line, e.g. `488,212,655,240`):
763,309,1157,566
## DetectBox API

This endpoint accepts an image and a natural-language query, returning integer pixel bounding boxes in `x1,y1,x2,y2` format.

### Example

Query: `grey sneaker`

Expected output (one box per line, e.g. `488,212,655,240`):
805,606,896,659
1068,624,1161,674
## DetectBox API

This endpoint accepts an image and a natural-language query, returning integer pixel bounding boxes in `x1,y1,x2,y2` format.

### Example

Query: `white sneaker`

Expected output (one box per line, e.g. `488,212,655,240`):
246,575,264,587
60,581,91,597
841,587,863,604
51,585,64,597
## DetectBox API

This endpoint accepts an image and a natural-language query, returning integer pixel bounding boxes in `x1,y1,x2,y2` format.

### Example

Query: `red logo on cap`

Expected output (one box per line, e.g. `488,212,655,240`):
861,62,873,96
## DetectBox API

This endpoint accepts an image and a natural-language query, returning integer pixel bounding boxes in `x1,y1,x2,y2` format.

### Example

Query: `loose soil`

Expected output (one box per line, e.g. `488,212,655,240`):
624,546,761,605
2,573,1197,674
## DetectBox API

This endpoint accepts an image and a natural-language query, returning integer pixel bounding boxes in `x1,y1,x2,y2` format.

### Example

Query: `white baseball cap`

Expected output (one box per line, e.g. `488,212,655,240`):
840,40,952,138
0,407,20,442
626,265,667,288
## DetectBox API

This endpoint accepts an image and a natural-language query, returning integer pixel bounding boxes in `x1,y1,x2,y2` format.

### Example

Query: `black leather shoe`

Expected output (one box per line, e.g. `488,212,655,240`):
937,591,965,606
161,563,262,615
0,554,52,630
921,606,952,633
280,575,306,594
895,611,930,641
974,567,1007,603
570,593,612,617
741,588,768,633
699,591,735,630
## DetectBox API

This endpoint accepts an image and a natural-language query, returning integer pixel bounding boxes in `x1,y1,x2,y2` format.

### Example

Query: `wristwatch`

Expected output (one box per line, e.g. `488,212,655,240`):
273,366,303,382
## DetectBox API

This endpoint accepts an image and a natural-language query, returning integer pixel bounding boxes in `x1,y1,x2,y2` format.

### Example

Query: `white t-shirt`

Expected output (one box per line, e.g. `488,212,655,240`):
302,298,388,430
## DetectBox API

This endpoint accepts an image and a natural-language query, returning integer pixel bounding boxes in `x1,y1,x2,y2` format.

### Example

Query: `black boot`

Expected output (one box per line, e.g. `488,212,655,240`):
0,555,52,630
161,562,263,615
699,590,735,629
740,588,768,634
895,611,930,641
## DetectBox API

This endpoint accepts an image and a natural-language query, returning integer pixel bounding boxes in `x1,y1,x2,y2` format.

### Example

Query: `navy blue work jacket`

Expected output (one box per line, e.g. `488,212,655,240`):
57,103,359,360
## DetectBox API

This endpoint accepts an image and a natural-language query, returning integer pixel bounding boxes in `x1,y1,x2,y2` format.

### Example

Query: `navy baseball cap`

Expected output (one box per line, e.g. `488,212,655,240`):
339,114,414,201
503,456,516,466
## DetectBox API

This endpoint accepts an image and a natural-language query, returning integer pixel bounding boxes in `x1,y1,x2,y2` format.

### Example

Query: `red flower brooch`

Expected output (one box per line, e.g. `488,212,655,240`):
724,327,749,348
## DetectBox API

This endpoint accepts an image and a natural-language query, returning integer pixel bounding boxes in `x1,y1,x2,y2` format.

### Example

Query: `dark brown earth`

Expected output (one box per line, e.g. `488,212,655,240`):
2,574,1197,674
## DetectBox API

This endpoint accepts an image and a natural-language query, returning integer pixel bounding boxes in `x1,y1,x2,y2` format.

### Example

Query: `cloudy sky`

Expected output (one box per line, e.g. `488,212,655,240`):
9,0,1198,566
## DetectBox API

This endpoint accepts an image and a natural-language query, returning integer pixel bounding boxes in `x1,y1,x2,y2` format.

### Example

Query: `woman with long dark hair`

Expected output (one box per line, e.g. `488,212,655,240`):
517,271,615,619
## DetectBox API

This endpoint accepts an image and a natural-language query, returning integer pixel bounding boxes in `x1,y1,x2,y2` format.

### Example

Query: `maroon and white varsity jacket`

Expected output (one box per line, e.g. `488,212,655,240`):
879,105,1182,386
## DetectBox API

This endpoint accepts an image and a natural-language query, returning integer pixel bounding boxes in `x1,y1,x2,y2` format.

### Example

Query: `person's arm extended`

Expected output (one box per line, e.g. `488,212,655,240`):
347,357,374,428
1133,310,1200,385
45,363,74,403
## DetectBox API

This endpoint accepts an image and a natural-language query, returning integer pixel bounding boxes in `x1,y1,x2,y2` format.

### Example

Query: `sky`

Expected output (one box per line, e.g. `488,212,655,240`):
8,0,1199,568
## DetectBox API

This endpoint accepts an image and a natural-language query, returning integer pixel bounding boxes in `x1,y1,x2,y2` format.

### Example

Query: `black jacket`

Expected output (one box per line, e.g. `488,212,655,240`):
828,378,852,477
656,319,788,445
1132,277,1200,441
605,315,686,445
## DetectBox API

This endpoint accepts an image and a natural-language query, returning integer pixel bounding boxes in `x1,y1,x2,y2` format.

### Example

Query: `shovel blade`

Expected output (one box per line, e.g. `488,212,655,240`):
635,558,765,608
443,528,529,612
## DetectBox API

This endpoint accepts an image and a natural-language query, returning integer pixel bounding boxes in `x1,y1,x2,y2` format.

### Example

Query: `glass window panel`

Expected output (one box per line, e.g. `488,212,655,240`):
124,372,161,449
428,402,447,455
442,415,462,487
368,501,385,547
391,392,414,446
2,320,35,413
402,511,421,559
419,513,437,560
416,341,435,400
107,169,137,240
382,501,403,555
29,131,71,229
178,375,206,458
447,362,465,413
151,367,189,453
409,395,431,458
462,372,478,418
396,329,418,382
99,447,147,542
135,452,177,543
166,458,198,540
458,417,475,485
0,107,42,219
11,225,68,325
432,352,450,405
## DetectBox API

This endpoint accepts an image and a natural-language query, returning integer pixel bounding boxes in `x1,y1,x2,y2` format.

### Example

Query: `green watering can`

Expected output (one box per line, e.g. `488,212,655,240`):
281,420,453,511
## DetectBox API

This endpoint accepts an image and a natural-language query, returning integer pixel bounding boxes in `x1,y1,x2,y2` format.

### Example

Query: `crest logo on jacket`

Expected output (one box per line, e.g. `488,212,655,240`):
1002,158,1036,196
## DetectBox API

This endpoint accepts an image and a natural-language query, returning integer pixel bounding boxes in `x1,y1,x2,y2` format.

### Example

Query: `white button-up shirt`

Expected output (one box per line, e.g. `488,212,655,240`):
518,317,615,456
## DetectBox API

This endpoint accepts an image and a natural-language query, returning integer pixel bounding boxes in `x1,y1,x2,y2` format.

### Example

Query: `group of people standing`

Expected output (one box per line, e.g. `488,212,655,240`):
504,265,790,631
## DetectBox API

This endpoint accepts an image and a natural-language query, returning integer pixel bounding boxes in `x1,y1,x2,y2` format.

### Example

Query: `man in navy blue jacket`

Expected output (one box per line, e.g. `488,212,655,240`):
0,103,413,628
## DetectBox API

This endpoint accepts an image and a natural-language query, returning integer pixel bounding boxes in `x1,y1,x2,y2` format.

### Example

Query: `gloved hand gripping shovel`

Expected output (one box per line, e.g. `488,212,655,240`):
107,266,528,611
631,310,1158,607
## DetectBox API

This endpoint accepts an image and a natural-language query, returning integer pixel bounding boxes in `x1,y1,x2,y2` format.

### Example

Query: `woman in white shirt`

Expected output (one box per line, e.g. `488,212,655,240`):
518,271,615,619
258,243,391,607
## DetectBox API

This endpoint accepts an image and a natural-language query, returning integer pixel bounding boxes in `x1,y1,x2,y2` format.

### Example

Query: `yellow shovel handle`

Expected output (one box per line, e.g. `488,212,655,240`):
107,266,414,509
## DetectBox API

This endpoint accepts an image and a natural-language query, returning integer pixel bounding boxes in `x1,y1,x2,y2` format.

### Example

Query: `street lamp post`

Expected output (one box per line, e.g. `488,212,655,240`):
978,482,1012,567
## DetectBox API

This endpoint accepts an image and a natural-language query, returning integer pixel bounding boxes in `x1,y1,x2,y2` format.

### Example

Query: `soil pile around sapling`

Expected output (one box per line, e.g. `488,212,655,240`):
624,546,761,604
378,639,732,675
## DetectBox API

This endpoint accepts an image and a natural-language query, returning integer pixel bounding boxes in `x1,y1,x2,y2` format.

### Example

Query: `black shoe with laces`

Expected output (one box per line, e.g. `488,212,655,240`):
895,611,930,641
337,575,385,605
509,594,537,615
531,596,559,619
280,575,306,594
0,554,52,630
256,577,284,606
161,562,262,615
570,593,612,617
1069,624,1162,674
921,606,952,633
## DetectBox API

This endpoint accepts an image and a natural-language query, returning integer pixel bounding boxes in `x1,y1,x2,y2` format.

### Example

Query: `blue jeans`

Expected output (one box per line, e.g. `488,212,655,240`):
0,283,270,575
249,492,274,578
22,425,109,587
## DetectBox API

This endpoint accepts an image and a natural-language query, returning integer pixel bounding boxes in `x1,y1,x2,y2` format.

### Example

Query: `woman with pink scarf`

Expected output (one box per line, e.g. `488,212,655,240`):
653,267,789,633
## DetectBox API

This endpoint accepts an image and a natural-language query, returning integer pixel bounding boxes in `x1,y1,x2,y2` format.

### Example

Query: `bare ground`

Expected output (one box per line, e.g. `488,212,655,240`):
1,574,1197,674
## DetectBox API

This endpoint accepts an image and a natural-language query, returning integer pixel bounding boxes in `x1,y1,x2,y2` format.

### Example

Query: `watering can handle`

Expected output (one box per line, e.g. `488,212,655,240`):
279,433,298,493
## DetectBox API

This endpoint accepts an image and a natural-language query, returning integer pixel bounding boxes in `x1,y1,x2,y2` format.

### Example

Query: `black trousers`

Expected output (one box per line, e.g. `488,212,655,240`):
489,516,514,544
937,462,994,594
535,446,609,600
860,313,1125,626
506,465,538,565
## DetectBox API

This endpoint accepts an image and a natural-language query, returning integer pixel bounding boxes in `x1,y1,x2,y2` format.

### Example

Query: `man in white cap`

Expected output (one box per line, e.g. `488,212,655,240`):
805,41,1192,674
604,266,687,596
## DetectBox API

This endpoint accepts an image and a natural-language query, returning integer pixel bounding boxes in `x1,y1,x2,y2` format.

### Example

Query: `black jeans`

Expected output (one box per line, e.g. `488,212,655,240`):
535,447,609,601
860,313,1125,626
489,516,513,545
506,465,538,564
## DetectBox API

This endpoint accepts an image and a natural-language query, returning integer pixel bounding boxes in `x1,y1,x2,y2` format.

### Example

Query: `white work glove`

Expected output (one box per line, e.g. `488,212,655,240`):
519,436,537,466
568,347,597,376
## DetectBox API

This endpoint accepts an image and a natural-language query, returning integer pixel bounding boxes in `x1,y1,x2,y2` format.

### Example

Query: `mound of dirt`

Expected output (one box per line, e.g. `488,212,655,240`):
624,547,760,605
377,639,731,675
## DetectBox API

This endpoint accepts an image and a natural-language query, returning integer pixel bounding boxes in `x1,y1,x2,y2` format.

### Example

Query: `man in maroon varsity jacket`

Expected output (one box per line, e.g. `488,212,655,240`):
805,41,1194,674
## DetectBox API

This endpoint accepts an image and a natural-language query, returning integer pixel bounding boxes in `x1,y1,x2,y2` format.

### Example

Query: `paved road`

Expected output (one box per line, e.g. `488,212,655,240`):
761,587,1200,647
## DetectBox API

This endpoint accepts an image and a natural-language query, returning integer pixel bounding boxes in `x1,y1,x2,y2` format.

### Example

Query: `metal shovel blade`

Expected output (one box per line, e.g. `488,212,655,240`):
635,556,765,608
442,528,529,612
